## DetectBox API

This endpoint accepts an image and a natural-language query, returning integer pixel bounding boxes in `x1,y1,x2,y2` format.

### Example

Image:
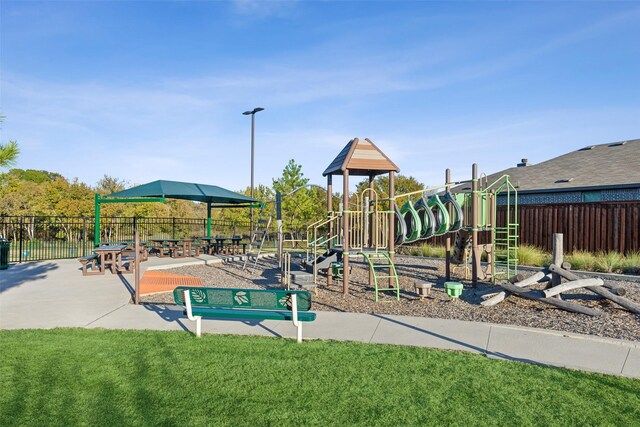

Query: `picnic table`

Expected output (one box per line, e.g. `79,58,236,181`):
100,241,149,261
150,238,195,258
93,245,128,274
212,236,245,255
199,237,218,255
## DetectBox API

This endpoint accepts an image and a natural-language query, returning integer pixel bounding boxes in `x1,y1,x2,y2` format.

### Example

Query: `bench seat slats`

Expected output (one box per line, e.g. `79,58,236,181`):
187,308,316,322
174,286,313,311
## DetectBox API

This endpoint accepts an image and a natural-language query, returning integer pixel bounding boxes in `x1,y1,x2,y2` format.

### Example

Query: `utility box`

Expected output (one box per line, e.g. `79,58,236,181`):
0,238,10,270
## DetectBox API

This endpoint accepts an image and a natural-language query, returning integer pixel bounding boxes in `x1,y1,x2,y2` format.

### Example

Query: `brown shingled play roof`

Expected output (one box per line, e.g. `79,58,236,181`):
323,137,400,177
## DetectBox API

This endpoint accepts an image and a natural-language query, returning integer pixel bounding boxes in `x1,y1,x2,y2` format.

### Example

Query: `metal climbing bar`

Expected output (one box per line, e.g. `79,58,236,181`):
360,251,400,302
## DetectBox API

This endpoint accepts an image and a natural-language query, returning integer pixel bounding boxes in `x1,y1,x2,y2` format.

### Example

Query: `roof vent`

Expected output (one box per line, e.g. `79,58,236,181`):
608,141,627,147
579,145,595,151
517,158,530,167
555,178,574,184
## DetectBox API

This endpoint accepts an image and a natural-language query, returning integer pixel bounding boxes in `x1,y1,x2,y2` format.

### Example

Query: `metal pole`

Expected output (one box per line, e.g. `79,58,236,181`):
94,193,101,247
389,171,395,287
472,163,479,287
82,217,87,257
250,113,255,240
134,229,140,305
276,191,282,265
445,168,452,281
327,175,333,287
19,216,24,263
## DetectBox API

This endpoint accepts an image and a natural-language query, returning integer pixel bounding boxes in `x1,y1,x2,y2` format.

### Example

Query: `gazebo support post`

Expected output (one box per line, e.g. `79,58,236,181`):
94,193,101,247
207,202,212,237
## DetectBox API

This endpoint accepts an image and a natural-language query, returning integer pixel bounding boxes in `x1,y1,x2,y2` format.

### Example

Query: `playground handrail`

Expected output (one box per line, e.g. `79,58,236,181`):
391,179,472,201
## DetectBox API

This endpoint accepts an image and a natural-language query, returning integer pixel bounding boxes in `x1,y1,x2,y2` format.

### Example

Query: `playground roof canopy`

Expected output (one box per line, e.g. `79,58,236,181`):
323,137,400,177
106,180,259,207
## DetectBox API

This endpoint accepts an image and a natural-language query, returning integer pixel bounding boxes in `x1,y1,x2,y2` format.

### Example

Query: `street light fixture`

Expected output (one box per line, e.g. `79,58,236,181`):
242,107,264,240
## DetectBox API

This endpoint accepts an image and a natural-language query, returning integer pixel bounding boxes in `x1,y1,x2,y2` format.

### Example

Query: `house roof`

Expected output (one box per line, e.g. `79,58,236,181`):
455,138,640,194
323,137,400,176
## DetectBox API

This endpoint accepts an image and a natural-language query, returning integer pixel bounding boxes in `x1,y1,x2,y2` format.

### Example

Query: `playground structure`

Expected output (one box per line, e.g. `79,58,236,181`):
301,137,519,301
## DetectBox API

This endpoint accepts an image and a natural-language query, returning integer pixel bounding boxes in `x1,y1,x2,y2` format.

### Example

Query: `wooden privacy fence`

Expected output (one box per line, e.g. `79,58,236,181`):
506,201,639,254
427,201,639,254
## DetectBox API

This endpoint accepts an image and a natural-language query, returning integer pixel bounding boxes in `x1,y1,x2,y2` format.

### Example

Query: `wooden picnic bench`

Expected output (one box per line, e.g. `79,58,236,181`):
79,245,136,276
78,254,102,276
174,286,316,342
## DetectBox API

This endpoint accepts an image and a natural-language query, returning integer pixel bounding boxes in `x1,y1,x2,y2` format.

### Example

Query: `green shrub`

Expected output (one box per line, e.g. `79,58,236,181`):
622,252,640,275
565,251,597,272
399,244,446,258
517,245,551,267
400,242,639,276
593,251,625,273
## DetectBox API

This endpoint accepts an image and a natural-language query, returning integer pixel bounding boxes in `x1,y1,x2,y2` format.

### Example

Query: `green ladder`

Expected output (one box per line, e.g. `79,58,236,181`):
360,252,400,302
493,223,518,282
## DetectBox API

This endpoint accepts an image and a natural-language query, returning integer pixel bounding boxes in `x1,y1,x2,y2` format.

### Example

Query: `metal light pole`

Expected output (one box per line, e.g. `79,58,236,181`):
242,107,264,239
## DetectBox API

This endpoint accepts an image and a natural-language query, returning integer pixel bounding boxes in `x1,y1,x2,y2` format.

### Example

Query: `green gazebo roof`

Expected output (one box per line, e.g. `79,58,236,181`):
106,180,259,207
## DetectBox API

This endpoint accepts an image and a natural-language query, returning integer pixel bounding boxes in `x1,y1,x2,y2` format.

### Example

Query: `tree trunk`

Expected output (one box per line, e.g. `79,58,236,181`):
498,282,608,317
481,270,550,307
542,278,603,298
602,283,627,296
548,264,640,314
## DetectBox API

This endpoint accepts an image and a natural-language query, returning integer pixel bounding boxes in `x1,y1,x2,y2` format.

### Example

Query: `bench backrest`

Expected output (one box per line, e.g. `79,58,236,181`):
174,287,313,311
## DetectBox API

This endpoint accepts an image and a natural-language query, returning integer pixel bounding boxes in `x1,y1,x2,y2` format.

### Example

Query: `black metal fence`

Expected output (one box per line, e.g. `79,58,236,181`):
0,216,252,263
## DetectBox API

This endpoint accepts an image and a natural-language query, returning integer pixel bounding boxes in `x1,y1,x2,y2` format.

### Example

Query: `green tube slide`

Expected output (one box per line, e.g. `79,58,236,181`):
413,196,436,240
427,194,450,236
400,200,422,244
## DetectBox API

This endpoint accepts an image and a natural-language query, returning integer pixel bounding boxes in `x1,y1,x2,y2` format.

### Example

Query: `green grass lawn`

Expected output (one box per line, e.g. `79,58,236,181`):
1,329,638,426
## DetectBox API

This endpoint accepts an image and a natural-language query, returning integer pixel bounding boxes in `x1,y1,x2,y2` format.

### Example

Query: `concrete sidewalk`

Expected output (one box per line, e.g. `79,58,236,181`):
1,258,638,378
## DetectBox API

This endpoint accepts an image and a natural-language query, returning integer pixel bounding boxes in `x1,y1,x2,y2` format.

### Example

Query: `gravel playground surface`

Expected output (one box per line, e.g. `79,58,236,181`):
142,255,640,341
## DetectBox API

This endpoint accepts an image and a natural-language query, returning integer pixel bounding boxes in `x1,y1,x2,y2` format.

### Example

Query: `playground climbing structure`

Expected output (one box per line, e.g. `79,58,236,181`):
304,137,519,301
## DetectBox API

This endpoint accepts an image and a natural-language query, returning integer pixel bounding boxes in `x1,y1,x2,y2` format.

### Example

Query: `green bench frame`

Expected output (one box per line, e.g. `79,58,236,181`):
174,287,316,342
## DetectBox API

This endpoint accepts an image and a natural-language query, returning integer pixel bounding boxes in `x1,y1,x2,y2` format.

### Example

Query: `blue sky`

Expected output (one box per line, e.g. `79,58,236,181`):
1,1,639,192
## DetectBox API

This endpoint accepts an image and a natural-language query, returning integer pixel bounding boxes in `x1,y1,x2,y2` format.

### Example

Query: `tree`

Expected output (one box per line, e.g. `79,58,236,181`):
96,175,128,194
0,116,19,170
272,159,325,232
272,159,309,193
355,174,425,202
6,169,64,183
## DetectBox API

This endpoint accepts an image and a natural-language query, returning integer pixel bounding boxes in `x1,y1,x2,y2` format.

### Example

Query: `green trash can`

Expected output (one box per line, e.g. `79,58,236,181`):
0,238,10,270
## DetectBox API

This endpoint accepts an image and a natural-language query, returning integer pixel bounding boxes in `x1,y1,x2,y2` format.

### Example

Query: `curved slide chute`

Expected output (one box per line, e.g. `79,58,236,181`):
394,204,406,247
414,196,436,240
427,195,450,236
400,201,422,244
441,193,464,233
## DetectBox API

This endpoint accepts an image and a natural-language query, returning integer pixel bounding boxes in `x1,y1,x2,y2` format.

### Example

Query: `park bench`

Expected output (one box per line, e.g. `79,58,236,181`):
78,254,102,276
174,286,316,343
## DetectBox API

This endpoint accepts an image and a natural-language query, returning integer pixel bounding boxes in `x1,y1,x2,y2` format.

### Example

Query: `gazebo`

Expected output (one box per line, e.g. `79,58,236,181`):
94,180,260,246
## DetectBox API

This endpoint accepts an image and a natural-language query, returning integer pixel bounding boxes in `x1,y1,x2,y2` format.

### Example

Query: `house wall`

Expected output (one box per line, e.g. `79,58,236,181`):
497,187,640,205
